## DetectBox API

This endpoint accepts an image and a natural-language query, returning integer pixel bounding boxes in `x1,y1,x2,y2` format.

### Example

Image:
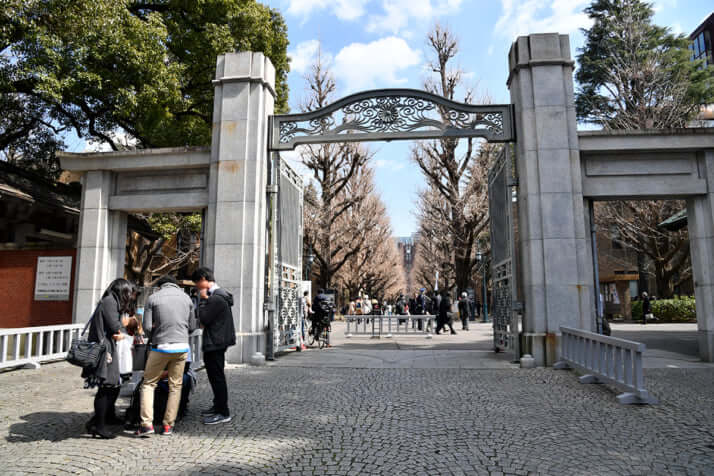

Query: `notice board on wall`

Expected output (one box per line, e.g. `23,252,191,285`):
34,256,72,301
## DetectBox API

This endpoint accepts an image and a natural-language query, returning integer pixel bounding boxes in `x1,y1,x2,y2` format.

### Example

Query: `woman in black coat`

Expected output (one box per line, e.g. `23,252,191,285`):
436,291,457,335
83,278,136,438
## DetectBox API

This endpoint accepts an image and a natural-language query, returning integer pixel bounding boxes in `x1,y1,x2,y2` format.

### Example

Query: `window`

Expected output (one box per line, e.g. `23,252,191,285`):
691,31,713,67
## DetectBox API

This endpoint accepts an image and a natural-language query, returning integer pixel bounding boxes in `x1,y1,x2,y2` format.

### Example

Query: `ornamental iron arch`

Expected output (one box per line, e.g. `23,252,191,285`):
269,88,515,151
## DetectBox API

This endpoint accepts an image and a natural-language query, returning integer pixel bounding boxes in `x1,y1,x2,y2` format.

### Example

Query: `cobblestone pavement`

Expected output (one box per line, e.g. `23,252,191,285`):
1,354,713,475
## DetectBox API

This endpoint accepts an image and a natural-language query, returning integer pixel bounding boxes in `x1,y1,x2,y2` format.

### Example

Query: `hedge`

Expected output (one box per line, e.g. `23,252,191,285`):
630,296,696,322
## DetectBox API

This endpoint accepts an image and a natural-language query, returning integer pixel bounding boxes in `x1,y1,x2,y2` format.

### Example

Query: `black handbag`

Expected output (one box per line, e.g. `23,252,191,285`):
67,318,106,369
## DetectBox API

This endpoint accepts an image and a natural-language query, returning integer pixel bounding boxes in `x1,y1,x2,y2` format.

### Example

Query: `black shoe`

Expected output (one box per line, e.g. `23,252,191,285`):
450,331,457,335
201,406,218,416
91,428,116,439
203,413,232,425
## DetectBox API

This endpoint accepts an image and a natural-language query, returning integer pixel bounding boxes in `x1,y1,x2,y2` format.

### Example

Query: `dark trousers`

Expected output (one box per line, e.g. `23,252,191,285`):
92,385,120,430
461,316,469,330
435,319,456,334
204,349,229,416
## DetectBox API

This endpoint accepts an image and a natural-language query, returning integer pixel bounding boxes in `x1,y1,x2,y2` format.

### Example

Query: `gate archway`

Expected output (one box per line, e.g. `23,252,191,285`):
266,89,519,359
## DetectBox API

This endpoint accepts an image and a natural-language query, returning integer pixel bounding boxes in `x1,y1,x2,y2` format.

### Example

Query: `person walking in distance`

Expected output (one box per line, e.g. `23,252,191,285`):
135,275,196,437
641,292,651,325
192,267,236,425
435,290,457,335
458,292,470,331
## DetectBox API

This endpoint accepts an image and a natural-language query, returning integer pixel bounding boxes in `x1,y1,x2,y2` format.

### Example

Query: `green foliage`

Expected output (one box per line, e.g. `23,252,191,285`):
631,296,696,322
2,0,289,162
147,212,202,240
576,0,714,129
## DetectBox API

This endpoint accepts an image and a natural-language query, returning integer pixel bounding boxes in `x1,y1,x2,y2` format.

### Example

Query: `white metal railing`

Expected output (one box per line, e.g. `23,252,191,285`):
554,326,657,404
344,315,435,339
0,324,84,370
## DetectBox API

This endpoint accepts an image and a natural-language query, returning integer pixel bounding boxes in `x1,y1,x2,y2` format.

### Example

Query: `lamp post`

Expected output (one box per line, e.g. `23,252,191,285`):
477,251,489,323
304,247,315,281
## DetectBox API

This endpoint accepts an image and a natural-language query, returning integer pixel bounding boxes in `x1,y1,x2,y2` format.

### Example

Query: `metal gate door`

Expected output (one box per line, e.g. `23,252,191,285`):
487,146,520,361
274,157,304,352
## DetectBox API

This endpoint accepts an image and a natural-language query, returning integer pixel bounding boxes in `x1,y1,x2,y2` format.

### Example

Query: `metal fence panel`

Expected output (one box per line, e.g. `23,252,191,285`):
487,147,520,361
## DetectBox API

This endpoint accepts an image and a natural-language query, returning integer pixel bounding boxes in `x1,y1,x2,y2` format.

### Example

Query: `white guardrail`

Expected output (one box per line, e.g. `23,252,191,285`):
0,325,204,372
0,324,84,370
554,326,657,405
344,315,436,339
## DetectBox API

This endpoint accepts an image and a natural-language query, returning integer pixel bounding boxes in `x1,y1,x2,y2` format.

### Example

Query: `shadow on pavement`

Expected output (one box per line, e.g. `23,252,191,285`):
6,411,100,443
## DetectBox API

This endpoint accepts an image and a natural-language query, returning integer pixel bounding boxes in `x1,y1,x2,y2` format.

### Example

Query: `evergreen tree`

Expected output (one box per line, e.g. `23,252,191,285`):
576,0,713,129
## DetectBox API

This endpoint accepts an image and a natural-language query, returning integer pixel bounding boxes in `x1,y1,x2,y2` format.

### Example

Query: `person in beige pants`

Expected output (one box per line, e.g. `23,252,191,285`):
136,275,196,436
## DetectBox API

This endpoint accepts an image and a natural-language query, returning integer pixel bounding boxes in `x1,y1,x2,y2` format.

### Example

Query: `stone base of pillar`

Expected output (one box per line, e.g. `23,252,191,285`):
522,333,561,367
698,330,714,362
225,333,266,364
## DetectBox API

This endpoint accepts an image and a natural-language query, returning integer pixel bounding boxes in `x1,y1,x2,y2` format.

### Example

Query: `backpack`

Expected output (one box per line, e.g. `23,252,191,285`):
314,297,331,323
396,299,405,315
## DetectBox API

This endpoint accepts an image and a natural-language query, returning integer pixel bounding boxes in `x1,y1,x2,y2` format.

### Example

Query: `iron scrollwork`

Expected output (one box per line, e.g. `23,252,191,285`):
271,89,514,150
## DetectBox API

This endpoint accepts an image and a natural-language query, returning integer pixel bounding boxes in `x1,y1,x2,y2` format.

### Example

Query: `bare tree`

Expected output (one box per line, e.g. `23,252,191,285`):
333,167,406,300
299,51,372,289
411,26,497,295
125,213,200,287
410,25,496,295
595,201,690,298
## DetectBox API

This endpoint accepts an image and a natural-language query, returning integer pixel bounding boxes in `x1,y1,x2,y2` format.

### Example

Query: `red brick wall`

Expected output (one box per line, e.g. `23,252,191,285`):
0,249,76,328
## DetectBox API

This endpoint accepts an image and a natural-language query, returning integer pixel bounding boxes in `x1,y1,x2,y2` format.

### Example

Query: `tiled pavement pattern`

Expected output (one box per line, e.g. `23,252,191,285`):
1,357,713,475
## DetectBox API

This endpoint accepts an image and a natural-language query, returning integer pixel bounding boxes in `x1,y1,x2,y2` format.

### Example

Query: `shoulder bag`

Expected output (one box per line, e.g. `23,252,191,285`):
67,317,107,369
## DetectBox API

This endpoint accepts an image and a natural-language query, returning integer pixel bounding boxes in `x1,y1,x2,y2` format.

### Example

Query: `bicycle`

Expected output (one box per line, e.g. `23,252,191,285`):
308,321,330,349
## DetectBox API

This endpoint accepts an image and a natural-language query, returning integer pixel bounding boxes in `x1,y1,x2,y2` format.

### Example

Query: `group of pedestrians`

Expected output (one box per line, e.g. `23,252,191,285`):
81,267,235,439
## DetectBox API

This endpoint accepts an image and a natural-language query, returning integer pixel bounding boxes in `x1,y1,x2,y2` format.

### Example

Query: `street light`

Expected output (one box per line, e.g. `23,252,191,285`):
304,246,315,281
476,251,489,323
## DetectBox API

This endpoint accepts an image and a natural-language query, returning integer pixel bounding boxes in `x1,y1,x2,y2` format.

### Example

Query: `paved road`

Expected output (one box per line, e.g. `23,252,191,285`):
0,322,712,475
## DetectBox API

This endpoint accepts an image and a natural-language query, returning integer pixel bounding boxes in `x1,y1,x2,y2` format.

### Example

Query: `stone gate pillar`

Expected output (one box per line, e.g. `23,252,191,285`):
687,150,714,362
507,34,594,365
204,52,274,363
73,171,127,322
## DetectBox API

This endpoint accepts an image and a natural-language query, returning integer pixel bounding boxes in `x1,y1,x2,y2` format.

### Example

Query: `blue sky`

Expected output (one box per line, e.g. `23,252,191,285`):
67,1,713,236
263,0,713,236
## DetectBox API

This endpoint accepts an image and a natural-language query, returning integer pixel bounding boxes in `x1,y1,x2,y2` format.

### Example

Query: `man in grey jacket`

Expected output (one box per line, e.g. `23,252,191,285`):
137,275,196,437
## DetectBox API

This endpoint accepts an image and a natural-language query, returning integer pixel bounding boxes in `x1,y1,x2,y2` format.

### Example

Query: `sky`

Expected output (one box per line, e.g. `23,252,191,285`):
67,0,714,237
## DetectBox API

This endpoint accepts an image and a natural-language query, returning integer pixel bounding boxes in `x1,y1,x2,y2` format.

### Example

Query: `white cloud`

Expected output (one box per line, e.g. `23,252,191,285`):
333,37,421,92
653,0,677,13
494,0,592,39
367,0,464,35
286,0,369,21
288,40,322,74
375,158,407,171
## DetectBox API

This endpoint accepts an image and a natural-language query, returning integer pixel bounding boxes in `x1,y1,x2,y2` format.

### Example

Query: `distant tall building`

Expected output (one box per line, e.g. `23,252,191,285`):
394,233,419,291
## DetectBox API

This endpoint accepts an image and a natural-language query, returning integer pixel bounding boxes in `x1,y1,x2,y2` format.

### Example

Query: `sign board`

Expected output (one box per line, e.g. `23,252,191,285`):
34,256,72,301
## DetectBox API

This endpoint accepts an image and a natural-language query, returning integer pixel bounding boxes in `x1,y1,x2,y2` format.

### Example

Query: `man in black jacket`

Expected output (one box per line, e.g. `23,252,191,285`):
436,290,457,335
192,267,236,425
